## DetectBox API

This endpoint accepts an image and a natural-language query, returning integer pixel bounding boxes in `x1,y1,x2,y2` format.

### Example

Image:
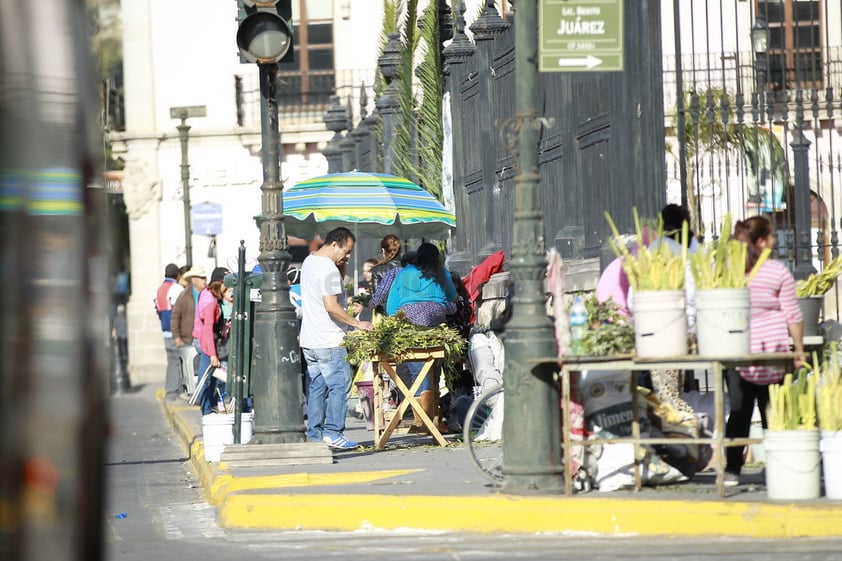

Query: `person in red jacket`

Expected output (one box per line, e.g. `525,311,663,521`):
154,263,184,400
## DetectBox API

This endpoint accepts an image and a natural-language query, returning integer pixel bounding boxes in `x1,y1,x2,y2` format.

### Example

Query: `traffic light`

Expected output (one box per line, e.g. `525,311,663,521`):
236,0,294,64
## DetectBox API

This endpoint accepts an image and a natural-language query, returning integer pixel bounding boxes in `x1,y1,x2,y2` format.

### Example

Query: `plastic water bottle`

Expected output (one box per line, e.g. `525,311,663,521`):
569,296,588,356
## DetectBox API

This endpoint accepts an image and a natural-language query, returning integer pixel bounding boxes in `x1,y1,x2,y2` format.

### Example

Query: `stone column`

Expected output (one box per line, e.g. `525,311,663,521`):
322,96,348,173
115,141,165,386
442,0,476,276
470,1,509,260
375,33,402,175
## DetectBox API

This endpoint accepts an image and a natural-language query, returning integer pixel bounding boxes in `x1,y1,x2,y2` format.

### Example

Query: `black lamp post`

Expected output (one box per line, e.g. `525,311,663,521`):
236,2,305,443
169,105,207,268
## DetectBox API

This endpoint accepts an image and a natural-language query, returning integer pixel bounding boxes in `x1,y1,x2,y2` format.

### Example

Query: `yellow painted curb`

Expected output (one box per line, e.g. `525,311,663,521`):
159,386,842,538
218,493,842,537
209,470,423,505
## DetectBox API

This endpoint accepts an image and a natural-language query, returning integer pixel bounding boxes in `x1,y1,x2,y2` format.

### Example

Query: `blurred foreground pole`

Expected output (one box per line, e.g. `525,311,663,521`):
0,1,109,560
501,0,564,494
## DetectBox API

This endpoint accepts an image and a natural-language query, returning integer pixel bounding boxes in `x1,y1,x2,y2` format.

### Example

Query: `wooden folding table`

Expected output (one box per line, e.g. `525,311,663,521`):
371,347,447,450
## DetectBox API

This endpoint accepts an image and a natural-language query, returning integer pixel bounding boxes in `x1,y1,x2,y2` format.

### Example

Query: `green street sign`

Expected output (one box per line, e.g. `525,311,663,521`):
539,0,624,72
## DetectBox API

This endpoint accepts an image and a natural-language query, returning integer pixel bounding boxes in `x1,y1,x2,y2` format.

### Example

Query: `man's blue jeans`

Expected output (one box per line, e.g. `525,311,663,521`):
302,346,351,441
404,360,433,394
194,340,217,416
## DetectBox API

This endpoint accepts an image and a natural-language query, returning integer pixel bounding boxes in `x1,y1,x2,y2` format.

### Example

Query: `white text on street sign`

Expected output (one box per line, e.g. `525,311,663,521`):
539,0,624,73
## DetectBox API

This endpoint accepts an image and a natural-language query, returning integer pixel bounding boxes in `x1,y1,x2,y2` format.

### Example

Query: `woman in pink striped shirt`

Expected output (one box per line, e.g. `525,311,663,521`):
724,216,804,486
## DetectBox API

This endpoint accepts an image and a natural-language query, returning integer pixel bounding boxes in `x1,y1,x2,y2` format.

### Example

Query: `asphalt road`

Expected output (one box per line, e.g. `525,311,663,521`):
103,385,842,561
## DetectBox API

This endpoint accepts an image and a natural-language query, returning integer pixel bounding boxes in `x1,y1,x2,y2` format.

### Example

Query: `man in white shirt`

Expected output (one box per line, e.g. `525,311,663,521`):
300,227,373,449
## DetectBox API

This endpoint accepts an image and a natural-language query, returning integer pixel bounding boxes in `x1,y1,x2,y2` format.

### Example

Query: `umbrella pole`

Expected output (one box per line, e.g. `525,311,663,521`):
353,225,360,295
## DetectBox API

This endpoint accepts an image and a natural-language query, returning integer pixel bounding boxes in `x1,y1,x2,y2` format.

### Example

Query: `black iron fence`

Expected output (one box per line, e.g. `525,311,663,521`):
303,2,842,318
235,68,376,129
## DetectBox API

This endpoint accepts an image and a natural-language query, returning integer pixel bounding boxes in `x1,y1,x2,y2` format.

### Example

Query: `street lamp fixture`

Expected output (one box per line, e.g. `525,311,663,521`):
751,16,770,56
236,0,294,64
751,15,770,125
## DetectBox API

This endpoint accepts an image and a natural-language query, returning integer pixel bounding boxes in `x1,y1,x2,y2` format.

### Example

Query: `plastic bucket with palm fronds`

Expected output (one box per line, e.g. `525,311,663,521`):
821,430,842,500
764,429,821,500
632,290,688,358
695,288,750,357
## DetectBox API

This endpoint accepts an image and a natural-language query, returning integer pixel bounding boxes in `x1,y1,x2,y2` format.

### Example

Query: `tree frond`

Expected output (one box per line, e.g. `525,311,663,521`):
391,0,418,181
415,2,444,200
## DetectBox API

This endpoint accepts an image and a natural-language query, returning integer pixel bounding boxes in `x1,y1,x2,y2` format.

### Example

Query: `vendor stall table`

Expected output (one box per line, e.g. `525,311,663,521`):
557,353,801,497
372,348,447,450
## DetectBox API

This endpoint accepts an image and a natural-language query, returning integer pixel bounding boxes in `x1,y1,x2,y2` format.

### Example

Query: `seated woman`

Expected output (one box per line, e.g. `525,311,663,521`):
385,243,457,429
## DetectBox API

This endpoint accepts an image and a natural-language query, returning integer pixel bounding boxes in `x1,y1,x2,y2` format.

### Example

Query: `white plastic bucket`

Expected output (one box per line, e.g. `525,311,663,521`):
764,429,821,500
820,431,842,500
202,414,235,462
695,288,750,357
239,412,254,444
632,290,688,358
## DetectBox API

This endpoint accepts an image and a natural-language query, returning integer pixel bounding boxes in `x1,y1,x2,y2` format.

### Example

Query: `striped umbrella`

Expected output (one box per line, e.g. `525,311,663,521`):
282,171,455,239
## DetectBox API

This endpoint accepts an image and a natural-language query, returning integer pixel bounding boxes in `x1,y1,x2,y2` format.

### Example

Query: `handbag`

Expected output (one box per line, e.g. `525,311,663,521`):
213,302,231,360
215,336,230,361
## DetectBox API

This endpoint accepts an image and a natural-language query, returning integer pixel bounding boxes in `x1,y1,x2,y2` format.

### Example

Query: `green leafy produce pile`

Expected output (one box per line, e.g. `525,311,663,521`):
580,295,635,357
344,311,466,369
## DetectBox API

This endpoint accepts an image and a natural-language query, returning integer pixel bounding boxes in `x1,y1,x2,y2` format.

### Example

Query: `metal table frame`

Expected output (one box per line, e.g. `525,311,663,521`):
559,353,799,497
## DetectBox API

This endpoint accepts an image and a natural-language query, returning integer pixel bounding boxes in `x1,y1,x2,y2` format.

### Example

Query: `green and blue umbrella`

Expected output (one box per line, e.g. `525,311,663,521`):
282,171,455,239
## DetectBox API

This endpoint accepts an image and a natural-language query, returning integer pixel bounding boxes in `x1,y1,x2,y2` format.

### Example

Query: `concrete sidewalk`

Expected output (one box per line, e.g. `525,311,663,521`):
158,391,842,538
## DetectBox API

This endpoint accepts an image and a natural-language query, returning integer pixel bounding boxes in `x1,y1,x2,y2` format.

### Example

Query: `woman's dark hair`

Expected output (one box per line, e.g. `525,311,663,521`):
734,215,773,273
660,204,695,243
379,234,402,263
416,242,447,288
208,280,226,299
400,251,418,267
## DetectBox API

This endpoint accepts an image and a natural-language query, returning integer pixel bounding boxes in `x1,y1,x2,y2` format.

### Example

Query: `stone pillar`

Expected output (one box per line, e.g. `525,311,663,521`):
375,33,402,175
350,84,370,171
116,142,165,386
470,1,509,260
442,0,476,276
322,96,348,174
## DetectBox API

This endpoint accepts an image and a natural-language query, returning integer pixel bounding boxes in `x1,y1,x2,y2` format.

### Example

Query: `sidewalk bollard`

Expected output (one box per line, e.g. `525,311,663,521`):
109,335,131,395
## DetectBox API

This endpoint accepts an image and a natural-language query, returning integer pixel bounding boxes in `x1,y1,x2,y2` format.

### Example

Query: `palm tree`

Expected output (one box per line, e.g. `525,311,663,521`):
669,87,789,235
375,0,447,203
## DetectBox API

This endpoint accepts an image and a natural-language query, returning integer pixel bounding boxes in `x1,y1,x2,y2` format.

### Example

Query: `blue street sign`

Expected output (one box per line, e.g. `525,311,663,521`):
191,202,223,235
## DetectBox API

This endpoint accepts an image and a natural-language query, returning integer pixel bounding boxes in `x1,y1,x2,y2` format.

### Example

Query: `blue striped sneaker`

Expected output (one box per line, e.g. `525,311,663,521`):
323,434,359,450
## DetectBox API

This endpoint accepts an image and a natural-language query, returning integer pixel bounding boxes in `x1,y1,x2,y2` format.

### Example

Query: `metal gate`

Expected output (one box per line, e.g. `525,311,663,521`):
321,1,842,317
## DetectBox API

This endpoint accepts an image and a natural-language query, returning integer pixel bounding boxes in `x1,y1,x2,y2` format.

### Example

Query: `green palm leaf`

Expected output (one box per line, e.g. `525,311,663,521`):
415,2,444,201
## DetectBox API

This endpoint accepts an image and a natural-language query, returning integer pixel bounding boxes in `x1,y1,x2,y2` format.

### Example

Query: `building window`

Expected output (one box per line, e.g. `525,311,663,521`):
757,0,824,90
278,0,334,111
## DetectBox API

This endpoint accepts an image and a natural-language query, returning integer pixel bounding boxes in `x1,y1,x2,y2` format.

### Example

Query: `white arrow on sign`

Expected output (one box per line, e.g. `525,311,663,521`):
557,55,603,69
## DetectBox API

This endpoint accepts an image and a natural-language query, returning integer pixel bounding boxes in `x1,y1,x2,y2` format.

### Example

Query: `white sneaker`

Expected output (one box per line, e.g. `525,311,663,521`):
323,434,359,450
723,472,740,487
